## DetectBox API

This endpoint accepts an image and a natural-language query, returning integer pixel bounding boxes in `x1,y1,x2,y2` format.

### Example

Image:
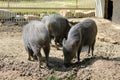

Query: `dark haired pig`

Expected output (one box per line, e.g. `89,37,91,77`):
41,14,71,49
23,20,50,68
63,19,97,66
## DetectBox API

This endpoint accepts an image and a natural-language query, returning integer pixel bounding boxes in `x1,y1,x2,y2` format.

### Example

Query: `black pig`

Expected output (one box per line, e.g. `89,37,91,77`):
63,19,97,66
41,14,71,49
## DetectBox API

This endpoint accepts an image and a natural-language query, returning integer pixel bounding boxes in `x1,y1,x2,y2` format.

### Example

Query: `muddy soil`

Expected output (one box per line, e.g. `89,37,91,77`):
0,18,120,80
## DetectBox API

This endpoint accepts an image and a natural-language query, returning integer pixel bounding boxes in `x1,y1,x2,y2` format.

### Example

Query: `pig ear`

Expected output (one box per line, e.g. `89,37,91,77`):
63,38,66,45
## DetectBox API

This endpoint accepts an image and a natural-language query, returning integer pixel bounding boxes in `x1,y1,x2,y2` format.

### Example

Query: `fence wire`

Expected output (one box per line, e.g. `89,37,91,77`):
0,0,95,26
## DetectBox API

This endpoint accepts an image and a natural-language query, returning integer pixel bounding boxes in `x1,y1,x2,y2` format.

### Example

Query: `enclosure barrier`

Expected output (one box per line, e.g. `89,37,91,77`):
0,0,95,26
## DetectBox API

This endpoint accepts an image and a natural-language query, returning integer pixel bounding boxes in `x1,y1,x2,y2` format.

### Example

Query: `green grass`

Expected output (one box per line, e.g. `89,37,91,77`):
0,0,95,14
0,0,95,8
47,75,75,80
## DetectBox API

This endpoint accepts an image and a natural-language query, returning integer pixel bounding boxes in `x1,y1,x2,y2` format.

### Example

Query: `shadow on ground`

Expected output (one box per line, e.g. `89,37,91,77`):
41,55,120,72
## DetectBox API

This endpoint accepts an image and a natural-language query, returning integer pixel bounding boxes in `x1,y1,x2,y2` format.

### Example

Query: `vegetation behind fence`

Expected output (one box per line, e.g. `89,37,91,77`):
0,0,95,8
0,0,95,9
0,0,95,20
0,0,95,25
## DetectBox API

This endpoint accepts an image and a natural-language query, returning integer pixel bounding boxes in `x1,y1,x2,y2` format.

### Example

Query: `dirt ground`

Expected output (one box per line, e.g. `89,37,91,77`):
0,18,120,80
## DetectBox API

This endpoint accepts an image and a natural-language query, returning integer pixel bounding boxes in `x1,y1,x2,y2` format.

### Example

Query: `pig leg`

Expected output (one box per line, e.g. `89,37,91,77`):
26,47,33,61
49,30,53,44
32,47,42,68
58,36,64,47
54,36,60,50
88,45,91,57
49,34,53,44
91,39,96,57
43,44,50,67
88,45,90,53
32,53,38,61
77,45,82,62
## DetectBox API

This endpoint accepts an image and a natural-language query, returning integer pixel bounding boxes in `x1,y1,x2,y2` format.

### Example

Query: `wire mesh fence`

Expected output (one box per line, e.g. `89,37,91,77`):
0,0,96,26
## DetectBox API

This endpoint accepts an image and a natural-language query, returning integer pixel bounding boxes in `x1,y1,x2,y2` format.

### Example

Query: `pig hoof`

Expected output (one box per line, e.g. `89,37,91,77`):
33,55,38,61
87,54,91,58
28,58,31,61
38,65,44,70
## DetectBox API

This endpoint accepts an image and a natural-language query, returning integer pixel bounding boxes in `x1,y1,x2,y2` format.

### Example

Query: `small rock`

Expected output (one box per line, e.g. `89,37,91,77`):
21,61,24,64
27,72,32,76
12,67,15,71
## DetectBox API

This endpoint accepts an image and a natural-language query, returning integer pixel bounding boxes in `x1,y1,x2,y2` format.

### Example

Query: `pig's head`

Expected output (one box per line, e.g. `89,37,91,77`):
63,39,78,67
